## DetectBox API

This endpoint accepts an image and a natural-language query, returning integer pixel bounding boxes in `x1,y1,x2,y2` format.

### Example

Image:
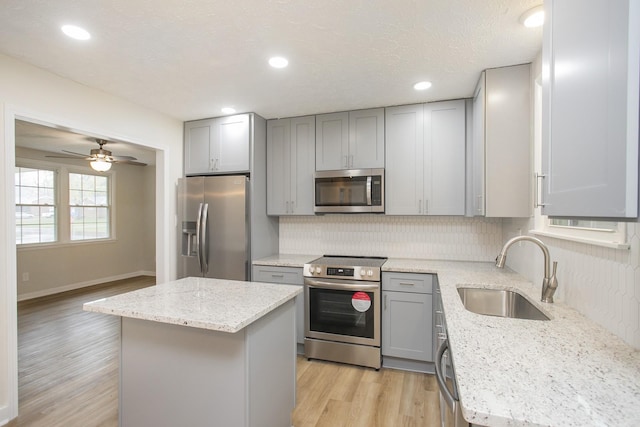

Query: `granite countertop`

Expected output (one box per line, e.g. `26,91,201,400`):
83,277,302,333
252,253,320,267
383,258,640,427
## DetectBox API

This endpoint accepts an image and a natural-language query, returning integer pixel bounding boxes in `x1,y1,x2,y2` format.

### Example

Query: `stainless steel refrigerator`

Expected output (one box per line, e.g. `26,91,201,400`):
177,175,251,280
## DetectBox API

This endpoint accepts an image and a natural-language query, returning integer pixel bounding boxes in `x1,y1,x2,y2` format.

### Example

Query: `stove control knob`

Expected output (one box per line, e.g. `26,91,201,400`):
367,269,373,277
308,265,315,274
315,266,322,274
360,268,367,276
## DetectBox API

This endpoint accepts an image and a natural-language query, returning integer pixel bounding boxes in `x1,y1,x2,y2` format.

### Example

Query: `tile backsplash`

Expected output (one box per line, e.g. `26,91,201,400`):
279,215,503,261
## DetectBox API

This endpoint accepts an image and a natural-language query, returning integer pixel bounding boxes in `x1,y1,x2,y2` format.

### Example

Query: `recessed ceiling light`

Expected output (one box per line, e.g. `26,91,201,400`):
221,107,236,114
520,5,544,28
61,24,91,41
268,56,289,68
413,81,432,91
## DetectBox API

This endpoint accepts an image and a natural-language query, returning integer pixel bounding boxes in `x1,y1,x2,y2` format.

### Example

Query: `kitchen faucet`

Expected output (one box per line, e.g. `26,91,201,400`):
495,235,558,303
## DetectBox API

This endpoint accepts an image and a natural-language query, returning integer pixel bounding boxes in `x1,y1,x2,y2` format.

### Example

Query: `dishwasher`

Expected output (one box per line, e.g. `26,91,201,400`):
434,282,469,427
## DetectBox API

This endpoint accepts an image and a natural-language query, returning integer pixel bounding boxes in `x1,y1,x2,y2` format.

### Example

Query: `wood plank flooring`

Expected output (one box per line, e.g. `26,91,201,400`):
8,277,446,427
8,276,155,427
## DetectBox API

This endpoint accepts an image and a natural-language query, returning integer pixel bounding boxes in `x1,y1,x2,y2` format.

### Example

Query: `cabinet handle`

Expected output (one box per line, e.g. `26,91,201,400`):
534,173,547,208
384,294,388,310
271,274,284,278
343,155,348,168
399,282,415,286
435,310,443,314
285,201,289,214
291,200,296,213
349,154,354,168
210,158,215,170
477,195,483,213
418,199,422,214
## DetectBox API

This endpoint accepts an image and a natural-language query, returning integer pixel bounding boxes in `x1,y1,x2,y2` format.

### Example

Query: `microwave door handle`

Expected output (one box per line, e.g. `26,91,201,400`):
367,176,372,206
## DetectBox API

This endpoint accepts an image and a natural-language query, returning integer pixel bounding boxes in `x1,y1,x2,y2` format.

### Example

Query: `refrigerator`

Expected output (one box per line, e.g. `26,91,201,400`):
177,175,251,280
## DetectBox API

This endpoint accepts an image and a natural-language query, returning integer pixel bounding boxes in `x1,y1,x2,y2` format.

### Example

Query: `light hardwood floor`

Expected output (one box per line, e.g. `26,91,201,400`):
8,277,445,427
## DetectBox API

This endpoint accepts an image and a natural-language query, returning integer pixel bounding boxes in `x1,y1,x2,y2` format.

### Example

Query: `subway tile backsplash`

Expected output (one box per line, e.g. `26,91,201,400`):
279,215,503,261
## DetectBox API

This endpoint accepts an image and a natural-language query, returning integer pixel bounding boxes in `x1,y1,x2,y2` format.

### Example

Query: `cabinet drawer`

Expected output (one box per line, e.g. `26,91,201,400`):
252,266,302,285
382,272,433,294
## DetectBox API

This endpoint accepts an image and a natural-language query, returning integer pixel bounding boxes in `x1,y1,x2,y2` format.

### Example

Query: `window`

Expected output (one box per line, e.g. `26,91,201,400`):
15,167,56,244
69,173,110,241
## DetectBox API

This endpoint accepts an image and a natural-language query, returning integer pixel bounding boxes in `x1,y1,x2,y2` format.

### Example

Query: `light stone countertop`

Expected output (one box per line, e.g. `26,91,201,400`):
83,277,302,333
383,258,640,427
252,253,321,267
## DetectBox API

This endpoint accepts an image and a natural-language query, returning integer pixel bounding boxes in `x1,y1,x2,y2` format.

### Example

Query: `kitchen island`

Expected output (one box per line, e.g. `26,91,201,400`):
83,277,301,427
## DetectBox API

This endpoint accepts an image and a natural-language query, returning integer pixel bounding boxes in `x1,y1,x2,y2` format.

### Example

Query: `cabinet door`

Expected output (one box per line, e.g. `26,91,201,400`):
541,0,639,218
382,291,433,362
315,112,349,171
212,114,250,173
289,116,315,215
251,265,304,345
184,120,213,175
267,119,290,215
424,100,466,215
471,73,486,216
385,104,424,215
485,64,531,217
349,108,385,169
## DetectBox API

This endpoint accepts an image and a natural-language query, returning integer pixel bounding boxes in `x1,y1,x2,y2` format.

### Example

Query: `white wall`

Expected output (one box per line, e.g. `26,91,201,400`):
15,147,156,300
0,53,183,424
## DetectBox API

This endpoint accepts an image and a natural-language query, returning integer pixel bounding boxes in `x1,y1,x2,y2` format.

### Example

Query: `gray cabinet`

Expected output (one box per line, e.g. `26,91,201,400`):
315,108,384,171
252,265,305,348
382,272,434,365
541,0,639,218
470,64,532,217
385,100,466,215
266,116,315,215
185,114,250,175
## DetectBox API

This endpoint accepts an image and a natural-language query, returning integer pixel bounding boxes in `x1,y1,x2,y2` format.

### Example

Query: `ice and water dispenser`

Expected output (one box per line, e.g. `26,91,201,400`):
181,221,198,257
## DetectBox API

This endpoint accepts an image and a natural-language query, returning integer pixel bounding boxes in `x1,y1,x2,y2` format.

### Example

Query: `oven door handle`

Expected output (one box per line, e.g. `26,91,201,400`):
304,279,379,291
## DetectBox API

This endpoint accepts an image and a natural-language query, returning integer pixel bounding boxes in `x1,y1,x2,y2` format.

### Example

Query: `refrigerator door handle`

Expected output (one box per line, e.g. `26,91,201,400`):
196,203,204,273
201,203,209,274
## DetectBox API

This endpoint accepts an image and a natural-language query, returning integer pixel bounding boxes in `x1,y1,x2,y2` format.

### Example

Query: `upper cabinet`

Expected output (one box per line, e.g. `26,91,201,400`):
184,114,250,175
470,64,532,217
315,108,384,170
385,100,466,215
541,0,639,218
266,116,316,215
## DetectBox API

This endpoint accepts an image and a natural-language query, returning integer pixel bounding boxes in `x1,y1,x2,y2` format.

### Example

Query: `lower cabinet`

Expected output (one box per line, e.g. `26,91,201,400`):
381,272,434,372
252,265,304,353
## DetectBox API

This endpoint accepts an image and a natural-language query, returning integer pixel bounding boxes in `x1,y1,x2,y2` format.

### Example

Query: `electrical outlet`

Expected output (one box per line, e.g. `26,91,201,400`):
22,272,29,282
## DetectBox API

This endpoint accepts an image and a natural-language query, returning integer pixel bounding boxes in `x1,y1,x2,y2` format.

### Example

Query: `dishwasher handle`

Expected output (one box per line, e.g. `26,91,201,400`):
435,339,458,409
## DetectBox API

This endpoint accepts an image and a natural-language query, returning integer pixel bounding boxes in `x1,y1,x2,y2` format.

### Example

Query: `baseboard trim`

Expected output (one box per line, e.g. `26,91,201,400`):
17,271,156,302
0,404,15,427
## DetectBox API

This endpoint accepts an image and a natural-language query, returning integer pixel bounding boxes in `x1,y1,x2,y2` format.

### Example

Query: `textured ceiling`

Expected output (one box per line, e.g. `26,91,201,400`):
0,0,543,122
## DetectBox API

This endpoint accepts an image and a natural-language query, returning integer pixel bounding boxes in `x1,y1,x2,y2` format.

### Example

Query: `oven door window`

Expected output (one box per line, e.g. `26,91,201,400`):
308,288,375,338
315,176,368,206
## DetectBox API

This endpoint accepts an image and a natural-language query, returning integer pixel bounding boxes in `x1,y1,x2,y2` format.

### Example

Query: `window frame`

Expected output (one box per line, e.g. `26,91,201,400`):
15,163,59,245
15,158,116,248
68,171,113,242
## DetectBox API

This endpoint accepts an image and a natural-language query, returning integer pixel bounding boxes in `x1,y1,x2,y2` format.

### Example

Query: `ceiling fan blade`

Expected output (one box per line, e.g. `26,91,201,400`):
111,155,138,161
45,154,92,160
62,149,91,158
113,159,147,166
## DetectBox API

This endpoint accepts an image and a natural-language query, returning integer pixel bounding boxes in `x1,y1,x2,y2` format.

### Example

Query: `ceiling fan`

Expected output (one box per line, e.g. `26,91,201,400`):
46,138,147,171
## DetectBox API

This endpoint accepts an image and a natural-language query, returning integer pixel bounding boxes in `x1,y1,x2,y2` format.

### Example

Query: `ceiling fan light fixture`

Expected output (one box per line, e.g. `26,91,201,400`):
90,159,112,172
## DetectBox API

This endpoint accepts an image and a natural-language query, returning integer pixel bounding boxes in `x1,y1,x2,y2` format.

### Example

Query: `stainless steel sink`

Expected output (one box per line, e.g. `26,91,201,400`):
457,287,550,321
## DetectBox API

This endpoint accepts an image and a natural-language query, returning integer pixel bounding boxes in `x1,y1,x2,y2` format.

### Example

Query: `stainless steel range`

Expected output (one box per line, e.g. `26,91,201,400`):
303,255,387,369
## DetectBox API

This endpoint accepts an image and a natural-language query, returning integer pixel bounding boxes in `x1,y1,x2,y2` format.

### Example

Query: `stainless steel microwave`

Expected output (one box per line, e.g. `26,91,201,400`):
314,168,384,213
